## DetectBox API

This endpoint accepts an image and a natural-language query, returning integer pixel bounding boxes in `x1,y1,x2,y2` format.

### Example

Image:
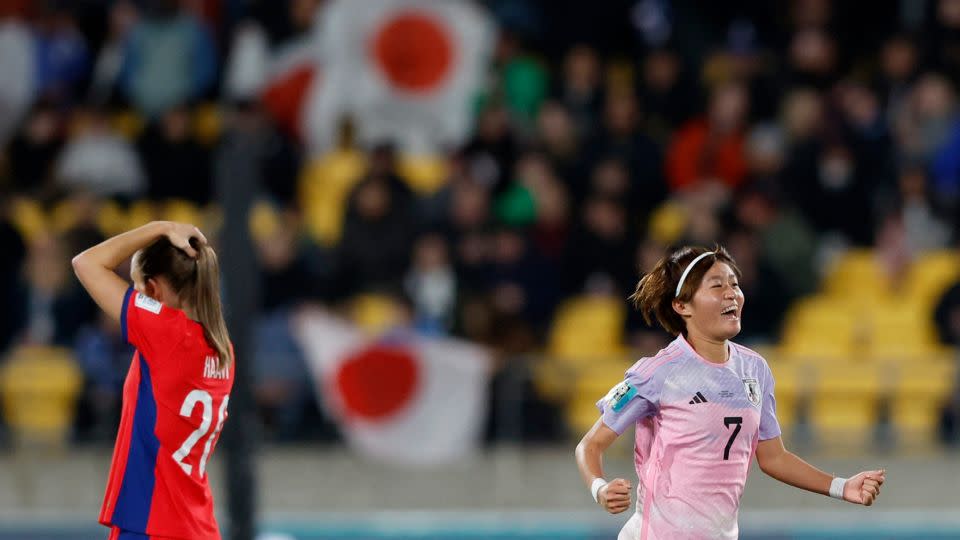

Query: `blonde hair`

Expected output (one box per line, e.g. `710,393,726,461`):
134,237,231,369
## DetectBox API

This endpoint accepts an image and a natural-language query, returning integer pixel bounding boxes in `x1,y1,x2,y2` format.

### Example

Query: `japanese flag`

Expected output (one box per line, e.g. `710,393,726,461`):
294,309,492,466
308,0,495,154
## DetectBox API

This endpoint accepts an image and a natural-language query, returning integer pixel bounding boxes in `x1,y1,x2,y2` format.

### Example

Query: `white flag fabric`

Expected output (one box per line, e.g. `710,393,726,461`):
260,32,320,140
306,0,495,154
294,309,492,465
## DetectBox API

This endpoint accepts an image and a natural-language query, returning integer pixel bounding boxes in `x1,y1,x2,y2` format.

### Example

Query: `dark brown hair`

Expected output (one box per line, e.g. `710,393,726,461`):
628,245,741,336
135,236,231,369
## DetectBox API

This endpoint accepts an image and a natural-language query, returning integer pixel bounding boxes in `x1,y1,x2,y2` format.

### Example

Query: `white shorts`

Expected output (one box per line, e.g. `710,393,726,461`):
618,510,642,540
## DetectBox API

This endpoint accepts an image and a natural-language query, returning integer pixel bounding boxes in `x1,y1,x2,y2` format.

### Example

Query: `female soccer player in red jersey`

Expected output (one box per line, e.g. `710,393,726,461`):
575,245,886,539
73,221,233,540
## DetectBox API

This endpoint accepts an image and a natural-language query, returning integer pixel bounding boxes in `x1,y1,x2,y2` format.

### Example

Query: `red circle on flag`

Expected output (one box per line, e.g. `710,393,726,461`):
371,11,454,93
336,345,419,421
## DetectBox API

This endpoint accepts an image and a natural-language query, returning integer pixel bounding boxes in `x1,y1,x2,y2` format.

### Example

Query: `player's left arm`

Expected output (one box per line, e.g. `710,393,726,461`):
755,436,886,506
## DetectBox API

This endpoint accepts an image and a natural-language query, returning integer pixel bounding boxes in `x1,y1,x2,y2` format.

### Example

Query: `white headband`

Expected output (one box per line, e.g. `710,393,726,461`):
675,252,714,298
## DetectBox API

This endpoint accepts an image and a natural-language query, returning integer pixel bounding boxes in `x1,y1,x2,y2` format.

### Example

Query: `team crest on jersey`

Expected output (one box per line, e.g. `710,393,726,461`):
605,381,637,412
742,378,761,406
134,293,162,314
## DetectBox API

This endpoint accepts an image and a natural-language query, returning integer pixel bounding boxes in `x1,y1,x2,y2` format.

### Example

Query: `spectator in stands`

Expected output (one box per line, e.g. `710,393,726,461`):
926,0,960,82
336,175,416,298
118,0,217,117
463,102,518,194
32,3,90,104
88,0,138,106
874,33,919,117
536,101,583,191
256,208,324,310
138,104,212,204
587,90,665,220
553,44,603,139
405,233,457,335
665,81,749,193
562,195,635,298
7,101,64,196
0,207,27,355
21,232,97,347
251,206,326,441
724,227,791,342
783,26,838,90
895,73,957,165
55,105,145,198
443,178,493,295
487,226,556,348
934,276,960,347
639,47,698,141
0,16,34,146
73,311,132,441
934,248,960,445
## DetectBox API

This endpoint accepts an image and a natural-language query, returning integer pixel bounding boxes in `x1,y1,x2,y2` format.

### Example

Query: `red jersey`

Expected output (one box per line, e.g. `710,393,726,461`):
99,287,234,539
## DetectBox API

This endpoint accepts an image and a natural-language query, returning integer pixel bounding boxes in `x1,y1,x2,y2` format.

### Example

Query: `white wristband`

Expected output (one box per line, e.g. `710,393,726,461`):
829,476,847,500
590,478,607,503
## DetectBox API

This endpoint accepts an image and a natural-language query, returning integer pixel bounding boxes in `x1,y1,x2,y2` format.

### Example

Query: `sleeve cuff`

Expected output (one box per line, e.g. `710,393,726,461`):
120,286,135,344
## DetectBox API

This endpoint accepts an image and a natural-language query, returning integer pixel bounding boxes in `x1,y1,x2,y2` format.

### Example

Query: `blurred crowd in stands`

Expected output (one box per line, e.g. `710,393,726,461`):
1,0,960,446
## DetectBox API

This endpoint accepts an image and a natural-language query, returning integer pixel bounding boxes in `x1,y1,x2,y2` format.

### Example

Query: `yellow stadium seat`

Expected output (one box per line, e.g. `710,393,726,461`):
889,359,956,442
864,300,940,359
548,295,626,359
647,200,688,246
9,197,48,241
110,109,145,140
248,200,280,241
567,393,603,437
163,199,202,227
807,362,882,445
573,361,630,399
49,199,82,233
96,199,128,237
126,199,158,230
905,250,960,309
349,294,405,336
299,149,367,246
193,103,222,145
823,249,892,300
779,296,861,362
0,346,83,449
397,154,448,194
767,361,805,433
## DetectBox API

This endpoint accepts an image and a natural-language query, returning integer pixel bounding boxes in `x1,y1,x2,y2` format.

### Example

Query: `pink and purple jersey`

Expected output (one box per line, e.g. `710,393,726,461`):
99,287,234,539
598,335,780,539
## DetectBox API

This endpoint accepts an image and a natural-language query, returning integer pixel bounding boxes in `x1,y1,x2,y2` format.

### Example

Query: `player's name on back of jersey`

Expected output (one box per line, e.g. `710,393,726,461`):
203,356,229,380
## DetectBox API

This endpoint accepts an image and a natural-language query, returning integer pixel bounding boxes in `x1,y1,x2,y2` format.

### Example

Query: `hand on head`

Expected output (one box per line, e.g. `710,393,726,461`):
165,222,208,258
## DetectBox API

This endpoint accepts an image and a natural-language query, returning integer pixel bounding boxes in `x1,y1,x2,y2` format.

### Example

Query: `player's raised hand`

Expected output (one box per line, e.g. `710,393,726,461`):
164,222,208,258
598,478,632,514
843,469,885,506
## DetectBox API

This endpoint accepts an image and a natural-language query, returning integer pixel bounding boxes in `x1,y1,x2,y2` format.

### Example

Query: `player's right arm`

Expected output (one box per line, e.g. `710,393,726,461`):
575,420,632,514
575,364,665,514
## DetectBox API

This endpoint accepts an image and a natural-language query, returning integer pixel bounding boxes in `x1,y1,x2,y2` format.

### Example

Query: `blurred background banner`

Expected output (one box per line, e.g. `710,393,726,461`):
294,308,491,466
311,0,495,154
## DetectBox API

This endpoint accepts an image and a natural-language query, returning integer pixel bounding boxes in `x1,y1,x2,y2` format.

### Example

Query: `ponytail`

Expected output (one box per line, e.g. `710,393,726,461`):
190,239,231,370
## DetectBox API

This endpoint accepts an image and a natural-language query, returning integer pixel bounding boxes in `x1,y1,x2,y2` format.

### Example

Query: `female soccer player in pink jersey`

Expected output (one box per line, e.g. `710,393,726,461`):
73,221,233,539
575,246,885,539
